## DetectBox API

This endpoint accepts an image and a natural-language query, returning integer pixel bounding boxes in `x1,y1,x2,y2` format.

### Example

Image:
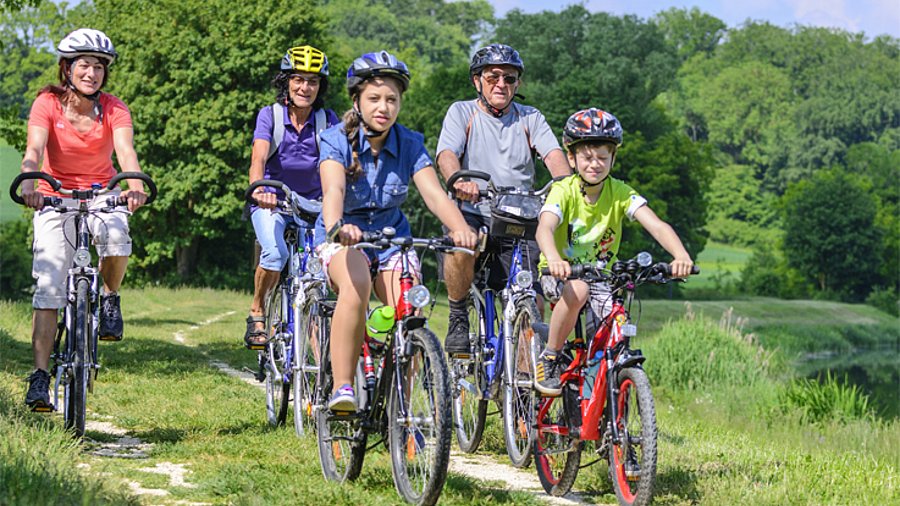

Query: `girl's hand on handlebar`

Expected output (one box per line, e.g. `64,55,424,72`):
669,257,694,278
547,259,571,280
252,188,278,209
448,228,478,250
21,185,45,210
337,223,363,246
453,180,481,203
123,189,148,212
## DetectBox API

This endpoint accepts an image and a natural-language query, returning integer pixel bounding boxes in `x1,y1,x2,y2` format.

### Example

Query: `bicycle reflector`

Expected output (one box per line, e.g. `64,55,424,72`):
406,285,431,308
514,270,533,290
73,248,91,267
307,256,323,275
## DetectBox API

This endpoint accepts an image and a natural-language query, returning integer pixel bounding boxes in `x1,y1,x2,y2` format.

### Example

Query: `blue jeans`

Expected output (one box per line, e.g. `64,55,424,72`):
251,208,310,271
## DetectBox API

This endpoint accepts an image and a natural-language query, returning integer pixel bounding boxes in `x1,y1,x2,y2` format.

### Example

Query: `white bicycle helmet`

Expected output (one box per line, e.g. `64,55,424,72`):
57,28,117,65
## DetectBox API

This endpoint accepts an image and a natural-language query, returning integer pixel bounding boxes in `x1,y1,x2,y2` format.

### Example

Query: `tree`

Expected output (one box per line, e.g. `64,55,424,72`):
89,0,331,282
782,169,882,300
705,164,779,247
652,7,726,62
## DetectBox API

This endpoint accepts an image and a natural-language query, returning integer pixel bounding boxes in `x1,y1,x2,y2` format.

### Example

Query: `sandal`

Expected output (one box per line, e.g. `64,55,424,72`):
244,315,268,350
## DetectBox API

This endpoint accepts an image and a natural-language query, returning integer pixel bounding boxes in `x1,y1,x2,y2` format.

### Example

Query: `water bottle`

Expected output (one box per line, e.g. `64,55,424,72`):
581,350,603,400
366,305,395,343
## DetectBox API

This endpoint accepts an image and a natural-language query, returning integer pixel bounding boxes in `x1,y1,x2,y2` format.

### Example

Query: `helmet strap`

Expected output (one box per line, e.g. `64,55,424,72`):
64,62,103,122
353,100,385,138
474,78,509,118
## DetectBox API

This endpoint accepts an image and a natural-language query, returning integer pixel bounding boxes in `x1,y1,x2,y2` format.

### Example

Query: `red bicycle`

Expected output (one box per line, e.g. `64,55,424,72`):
533,252,697,506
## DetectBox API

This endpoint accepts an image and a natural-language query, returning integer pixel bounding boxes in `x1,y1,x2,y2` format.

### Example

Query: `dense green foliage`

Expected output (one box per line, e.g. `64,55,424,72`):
0,2,896,305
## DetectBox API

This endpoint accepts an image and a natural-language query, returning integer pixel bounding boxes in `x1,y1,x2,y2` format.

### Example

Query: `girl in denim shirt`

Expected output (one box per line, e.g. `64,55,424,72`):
315,51,477,411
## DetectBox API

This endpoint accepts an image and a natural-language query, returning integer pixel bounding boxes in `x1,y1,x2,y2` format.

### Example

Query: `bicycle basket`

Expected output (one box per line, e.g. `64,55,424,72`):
490,192,542,239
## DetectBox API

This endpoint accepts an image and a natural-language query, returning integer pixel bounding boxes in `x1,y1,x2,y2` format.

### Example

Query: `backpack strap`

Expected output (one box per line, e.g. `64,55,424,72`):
267,102,285,161
314,108,327,152
460,102,537,162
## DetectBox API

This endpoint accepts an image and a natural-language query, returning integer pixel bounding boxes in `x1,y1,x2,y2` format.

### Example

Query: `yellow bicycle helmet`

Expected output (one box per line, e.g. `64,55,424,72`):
280,45,329,76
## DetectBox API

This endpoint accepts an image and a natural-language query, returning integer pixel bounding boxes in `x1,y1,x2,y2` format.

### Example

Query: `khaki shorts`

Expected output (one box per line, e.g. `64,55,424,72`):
32,193,131,309
540,275,613,337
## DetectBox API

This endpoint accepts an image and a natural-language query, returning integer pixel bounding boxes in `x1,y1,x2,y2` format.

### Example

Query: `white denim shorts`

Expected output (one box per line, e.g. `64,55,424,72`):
31,193,131,309
316,242,421,288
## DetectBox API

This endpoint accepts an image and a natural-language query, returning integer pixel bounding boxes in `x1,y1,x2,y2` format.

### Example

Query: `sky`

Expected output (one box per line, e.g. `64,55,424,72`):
486,0,900,39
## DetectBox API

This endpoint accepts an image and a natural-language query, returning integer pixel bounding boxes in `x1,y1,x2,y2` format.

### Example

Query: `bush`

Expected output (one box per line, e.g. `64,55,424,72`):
644,306,772,391
866,286,899,316
739,246,811,299
0,217,34,300
775,372,874,424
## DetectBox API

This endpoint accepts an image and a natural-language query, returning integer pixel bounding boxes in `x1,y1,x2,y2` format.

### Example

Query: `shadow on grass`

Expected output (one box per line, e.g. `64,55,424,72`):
0,328,37,374
442,473,527,503
655,465,701,502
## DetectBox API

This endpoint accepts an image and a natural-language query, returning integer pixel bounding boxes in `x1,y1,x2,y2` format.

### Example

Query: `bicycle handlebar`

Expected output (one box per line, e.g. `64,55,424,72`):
446,169,555,204
350,227,474,256
9,171,157,206
540,255,700,284
244,179,323,219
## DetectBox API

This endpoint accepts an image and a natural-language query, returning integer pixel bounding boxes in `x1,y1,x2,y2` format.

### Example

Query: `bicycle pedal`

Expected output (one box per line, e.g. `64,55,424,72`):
449,352,472,359
245,344,266,351
98,335,122,342
31,403,54,413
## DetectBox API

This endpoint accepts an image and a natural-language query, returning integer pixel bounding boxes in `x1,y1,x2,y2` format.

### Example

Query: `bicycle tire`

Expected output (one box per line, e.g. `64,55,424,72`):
293,289,323,437
65,278,91,437
534,393,582,496
388,328,452,505
316,324,367,482
609,367,657,506
502,299,540,468
264,284,290,427
450,294,487,453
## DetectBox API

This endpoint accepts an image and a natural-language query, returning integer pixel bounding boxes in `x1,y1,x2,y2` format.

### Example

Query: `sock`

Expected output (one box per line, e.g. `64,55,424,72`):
448,297,467,313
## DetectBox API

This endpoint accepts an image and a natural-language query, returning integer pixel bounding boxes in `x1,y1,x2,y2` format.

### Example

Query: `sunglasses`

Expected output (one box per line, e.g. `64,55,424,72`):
482,73,518,85
289,74,321,86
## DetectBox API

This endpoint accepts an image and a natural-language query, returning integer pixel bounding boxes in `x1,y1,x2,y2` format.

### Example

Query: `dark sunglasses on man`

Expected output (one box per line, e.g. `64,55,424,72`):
482,72,518,85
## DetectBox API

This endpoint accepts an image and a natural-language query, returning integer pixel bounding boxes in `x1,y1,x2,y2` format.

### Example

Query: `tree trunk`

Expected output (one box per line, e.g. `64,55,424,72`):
176,237,199,280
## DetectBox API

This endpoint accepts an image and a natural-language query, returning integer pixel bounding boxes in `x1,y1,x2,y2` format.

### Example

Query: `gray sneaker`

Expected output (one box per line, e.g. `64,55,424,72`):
533,349,562,396
25,369,52,411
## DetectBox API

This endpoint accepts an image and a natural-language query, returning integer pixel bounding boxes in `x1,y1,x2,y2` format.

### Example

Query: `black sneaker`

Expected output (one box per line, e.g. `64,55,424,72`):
534,349,562,396
25,369,52,411
99,293,123,341
444,307,471,357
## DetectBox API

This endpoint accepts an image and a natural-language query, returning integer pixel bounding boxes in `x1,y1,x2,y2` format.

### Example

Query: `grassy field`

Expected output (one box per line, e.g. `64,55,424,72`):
1,288,897,504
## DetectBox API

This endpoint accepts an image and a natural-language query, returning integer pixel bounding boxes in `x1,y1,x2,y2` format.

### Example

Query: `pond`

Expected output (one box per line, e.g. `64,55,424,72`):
797,347,900,419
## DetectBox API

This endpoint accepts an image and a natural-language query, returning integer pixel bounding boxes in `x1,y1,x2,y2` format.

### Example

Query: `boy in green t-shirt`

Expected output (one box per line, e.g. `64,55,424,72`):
533,108,694,396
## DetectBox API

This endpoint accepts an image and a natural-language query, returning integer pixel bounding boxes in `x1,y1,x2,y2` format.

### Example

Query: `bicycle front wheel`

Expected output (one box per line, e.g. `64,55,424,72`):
264,284,290,427
609,367,658,506
64,278,91,437
316,334,366,482
388,328,452,505
450,295,487,453
534,394,582,496
293,290,323,437
502,301,540,468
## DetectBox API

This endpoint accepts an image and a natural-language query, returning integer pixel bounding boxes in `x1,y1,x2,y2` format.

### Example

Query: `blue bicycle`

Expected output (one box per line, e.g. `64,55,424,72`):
445,170,552,468
245,180,325,435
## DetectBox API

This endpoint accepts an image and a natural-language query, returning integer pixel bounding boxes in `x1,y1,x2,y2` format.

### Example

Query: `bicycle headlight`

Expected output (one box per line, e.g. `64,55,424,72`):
407,285,431,308
307,256,323,275
73,248,91,267
514,270,533,290
637,251,653,267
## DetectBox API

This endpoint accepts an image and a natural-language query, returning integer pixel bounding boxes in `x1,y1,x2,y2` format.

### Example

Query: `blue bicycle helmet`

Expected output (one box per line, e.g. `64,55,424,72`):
346,50,410,94
469,43,524,75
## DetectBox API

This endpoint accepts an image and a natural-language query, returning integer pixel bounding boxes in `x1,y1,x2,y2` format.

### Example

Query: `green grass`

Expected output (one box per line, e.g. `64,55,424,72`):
683,241,752,292
1,143,23,223
1,289,897,504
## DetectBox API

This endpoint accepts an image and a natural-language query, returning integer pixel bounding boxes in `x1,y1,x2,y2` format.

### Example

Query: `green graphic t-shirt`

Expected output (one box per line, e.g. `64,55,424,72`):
537,175,647,269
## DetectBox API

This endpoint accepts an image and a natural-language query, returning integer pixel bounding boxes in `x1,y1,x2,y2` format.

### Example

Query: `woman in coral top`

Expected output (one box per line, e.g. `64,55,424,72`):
18,28,149,411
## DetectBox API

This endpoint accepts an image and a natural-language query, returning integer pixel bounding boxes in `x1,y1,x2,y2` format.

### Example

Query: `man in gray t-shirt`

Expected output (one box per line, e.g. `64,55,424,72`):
437,43,570,357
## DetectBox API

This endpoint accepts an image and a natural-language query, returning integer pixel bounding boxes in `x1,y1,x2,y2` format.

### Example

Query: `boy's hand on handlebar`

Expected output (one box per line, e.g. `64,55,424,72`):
21,186,45,210
547,259,571,280
337,223,363,246
669,257,694,278
453,180,481,203
448,228,478,250
252,188,278,209
123,190,148,212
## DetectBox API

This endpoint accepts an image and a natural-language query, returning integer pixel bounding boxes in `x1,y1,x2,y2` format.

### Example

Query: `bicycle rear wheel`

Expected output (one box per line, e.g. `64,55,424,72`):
450,295,487,453
534,394,582,496
609,367,657,506
293,290,323,437
388,328,452,505
315,328,366,482
264,284,290,427
64,278,91,437
502,300,540,468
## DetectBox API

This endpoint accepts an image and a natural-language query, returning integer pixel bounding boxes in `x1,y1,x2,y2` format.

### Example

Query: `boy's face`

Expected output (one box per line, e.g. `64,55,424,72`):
568,142,616,184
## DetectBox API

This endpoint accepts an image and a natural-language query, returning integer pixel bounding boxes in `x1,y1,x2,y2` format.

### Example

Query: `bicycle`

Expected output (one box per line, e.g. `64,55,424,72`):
445,169,552,468
313,227,473,505
244,179,325,435
532,253,698,506
10,171,157,437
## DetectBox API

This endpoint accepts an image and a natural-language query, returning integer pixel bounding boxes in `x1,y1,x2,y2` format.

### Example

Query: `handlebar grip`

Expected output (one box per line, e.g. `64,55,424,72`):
108,172,158,204
9,172,61,205
446,170,492,190
655,263,701,277
360,230,382,243
245,179,289,203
